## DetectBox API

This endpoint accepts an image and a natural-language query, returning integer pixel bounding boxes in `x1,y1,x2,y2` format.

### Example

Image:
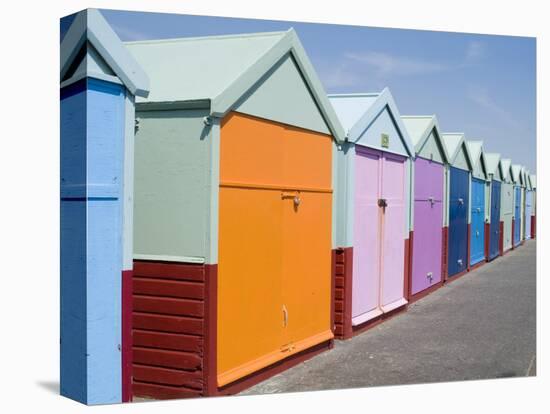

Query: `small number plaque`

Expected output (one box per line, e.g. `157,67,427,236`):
381,133,389,148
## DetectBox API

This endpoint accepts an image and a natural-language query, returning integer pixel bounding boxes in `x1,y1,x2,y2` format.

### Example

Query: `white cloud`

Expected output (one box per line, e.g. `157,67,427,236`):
465,41,486,62
319,64,361,89
467,86,520,129
343,51,449,77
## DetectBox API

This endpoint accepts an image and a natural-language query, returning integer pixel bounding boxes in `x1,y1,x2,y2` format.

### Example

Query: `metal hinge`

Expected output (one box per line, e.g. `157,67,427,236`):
134,117,140,133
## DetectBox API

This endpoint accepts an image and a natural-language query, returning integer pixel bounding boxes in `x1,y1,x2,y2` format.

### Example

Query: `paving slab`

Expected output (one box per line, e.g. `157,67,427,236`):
241,240,536,395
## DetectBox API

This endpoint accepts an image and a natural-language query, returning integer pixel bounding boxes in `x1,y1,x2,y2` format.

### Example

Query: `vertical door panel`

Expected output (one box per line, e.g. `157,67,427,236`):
352,149,381,322
470,178,486,265
501,183,513,251
489,181,501,259
282,125,332,190
282,191,332,347
411,157,444,295
414,158,444,201
217,187,283,383
514,186,521,246
448,167,469,277
525,191,532,239
380,153,407,308
411,200,443,294
220,112,284,186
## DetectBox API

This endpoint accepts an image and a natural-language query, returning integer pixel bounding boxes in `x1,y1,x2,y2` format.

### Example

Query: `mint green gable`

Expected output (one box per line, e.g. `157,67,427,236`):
356,107,408,156
133,108,213,263
235,54,330,134
472,153,487,180
453,144,471,171
417,130,445,164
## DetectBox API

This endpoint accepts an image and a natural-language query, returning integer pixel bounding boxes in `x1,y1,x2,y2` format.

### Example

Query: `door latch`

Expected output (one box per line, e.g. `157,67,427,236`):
378,198,388,208
458,198,464,205
282,305,288,328
282,192,301,207
427,272,433,282
457,259,463,266
428,196,435,206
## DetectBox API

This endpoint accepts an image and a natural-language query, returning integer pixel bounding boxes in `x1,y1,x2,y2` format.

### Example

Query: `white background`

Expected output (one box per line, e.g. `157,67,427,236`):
0,0,545,412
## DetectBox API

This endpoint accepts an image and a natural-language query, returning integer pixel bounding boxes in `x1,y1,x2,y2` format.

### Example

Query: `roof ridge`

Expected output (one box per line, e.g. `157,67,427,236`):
328,92,382,98
123,30,289,45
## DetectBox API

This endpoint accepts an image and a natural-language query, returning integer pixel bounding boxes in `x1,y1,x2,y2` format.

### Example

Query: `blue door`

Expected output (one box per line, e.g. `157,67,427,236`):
470,178,485,265
448,167,469,277
489,181,501,260
514,186,521,246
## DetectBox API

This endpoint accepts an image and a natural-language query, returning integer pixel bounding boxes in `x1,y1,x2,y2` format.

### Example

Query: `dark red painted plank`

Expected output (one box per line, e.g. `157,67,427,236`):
133,347,202,371
134,277,204,300
133,364,203,389
203,264,218,396
133,295,204,318
122,270,133,403
335,264,345,276
132,382,201,400
133,313,203,335
334,301,344,313
133,330,202,353
335,276,345,288
134,261,205,282
335,288,344,300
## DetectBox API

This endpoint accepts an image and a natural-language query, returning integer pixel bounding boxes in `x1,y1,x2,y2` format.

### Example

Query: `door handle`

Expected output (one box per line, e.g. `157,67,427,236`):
458,198,464,205
282,192,301,207
282,305,288,328
378,198,388,208
428,196,435,206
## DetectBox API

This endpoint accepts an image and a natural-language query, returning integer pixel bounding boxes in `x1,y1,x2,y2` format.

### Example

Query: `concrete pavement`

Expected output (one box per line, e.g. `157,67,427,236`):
241,239,536,395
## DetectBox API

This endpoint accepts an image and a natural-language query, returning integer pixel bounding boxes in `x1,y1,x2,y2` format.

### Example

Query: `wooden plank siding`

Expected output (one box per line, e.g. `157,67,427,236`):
132,261,206,399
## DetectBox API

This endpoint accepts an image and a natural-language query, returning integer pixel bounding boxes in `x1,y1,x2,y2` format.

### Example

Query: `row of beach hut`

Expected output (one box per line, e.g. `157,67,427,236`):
59,9,537,405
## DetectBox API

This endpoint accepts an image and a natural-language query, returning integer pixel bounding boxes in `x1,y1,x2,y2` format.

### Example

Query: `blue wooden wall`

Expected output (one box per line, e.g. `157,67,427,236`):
60,78,124,404
489,181,501,260
470,178,485,265
448,167,469,277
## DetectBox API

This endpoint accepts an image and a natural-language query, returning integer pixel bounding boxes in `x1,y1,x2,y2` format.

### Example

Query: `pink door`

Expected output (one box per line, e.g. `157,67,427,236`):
353,147,407,325
352,149,382,325
379,153,407,312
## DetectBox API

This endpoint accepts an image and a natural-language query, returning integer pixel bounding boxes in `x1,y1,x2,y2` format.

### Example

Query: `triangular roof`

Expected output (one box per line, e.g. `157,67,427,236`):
327,88,414,156
125,29,345,143
511,164,523,184
524,170,532,190
400,115,450,163
485,153,502,178
60,8,149,97
441,132,473,169
466,140,487,177
500,158,512,182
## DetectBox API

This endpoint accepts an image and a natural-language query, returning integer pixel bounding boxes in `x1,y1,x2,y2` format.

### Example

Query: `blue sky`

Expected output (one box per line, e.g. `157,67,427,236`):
67,9,536,173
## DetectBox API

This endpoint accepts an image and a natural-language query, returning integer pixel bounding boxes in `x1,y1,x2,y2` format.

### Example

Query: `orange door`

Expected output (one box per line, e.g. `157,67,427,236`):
217,186,284,387
281,190,333,353
217,112,333,387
